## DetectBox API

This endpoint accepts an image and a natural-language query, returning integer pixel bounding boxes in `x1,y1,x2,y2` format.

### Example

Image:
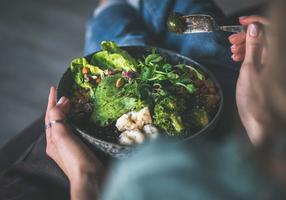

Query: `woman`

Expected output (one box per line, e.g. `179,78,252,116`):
45,1,286,199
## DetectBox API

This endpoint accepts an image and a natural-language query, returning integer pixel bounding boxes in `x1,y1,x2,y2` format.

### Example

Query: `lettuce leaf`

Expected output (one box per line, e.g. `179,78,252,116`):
91,74,143,126
70,58,104,97
70,58,93,92
91,41,137,72
70,58,87,86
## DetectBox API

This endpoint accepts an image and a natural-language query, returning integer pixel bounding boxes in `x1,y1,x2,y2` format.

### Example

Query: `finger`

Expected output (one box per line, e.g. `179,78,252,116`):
47,86,57,112
232,53,245,62
228,32,246,45
46,86,57,123
231,44,246,54
243,23,264,67
261,46,268,65
239,15,270,26
56,96,71,115
45,86,57,137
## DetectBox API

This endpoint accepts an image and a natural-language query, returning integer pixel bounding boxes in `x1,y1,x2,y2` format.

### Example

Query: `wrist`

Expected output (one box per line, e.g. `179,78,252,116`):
70,162,105,187
70,173,100,200
243,113,273,146
71,172,99,190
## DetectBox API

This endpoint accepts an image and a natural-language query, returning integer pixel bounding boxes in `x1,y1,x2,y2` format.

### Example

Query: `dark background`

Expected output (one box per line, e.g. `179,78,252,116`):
0,0,266,147
0,0,97,146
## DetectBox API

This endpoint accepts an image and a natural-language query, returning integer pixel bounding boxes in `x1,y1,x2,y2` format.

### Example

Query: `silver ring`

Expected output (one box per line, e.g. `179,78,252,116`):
45,119,67,130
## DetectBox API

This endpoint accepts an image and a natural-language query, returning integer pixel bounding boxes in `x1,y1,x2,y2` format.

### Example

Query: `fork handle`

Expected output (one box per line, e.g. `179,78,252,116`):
219,25,245,33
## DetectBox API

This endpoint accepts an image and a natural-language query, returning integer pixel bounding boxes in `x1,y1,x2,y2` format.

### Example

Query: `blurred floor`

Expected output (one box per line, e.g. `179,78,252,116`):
0,0,97,146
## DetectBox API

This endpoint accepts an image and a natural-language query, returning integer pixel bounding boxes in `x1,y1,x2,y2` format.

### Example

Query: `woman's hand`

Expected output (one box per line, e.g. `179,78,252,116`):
233,17,279,145
229,15,269,62
235,23,268,145
45,86,104,200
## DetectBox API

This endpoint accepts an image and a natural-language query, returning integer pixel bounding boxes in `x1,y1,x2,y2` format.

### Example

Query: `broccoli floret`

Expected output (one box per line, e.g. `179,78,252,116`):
190,108,209,128
153,96,185,136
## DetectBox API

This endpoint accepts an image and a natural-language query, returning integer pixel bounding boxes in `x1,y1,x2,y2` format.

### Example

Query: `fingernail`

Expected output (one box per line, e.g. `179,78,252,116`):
231,44,237,50
249,24,259,37
231,54,237,60
239,16,247,20
51,85,57,90
50,86,57,94
228,34,236,40
57,97,67,105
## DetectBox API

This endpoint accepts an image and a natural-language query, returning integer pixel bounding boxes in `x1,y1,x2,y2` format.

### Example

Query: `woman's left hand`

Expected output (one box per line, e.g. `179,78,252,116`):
45,86,104,200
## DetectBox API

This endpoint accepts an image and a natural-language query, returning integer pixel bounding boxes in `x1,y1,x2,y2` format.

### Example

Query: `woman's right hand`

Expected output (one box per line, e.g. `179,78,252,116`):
231,16,276,145
229,15,269,62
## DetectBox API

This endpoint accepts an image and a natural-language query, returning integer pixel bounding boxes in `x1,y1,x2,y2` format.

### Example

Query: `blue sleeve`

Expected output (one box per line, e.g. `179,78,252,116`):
84,3,153,55
101,140,279,200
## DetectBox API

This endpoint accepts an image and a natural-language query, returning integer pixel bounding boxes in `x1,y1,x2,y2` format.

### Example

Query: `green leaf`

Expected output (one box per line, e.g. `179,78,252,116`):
91,41,138,72
185,64,205,80
101,41,118,52
170,114,184,133
145,54,162,64
167,72,179,80
86,64,103,75
90,75,142,126
185,84,196,93
140,64,156,82
153,96,185,135
148,74,167,81
70,58,88,86
162,63,172,72
175,82,196,94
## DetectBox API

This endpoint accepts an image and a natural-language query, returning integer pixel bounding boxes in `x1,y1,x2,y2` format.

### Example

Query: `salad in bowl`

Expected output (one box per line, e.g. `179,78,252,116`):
58,41,222,156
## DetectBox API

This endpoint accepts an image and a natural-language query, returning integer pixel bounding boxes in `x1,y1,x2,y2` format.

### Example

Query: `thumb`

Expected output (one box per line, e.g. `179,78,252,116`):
244,23,264,67
56,96,71,115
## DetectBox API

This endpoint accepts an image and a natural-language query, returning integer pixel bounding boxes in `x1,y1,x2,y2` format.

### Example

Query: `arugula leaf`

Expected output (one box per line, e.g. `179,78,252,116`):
175,82,196,93
148,74,168,81
167,72,179,80
145,49,163,65
145,54,163,64
185,64,205,80
162,63,172,72
185,84,196,93
140,63,156,82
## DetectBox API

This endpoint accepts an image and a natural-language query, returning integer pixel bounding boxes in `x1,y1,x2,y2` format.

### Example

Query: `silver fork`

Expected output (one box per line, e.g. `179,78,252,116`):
167,13,245,34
